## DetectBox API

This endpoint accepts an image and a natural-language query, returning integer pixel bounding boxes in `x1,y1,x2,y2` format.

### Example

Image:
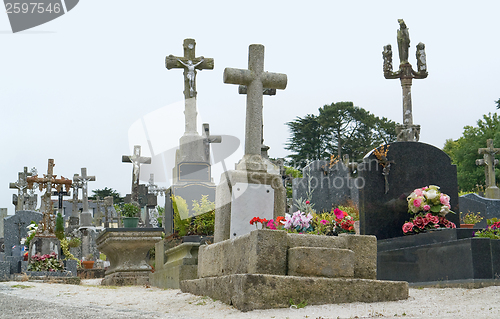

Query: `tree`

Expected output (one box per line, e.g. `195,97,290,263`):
496,98,500,109
285,102,397,168
89,187,123,204
443,112,500,192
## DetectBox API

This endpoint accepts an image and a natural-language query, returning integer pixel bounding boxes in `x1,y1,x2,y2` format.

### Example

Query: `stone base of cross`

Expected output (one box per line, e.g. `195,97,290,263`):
396,124,420,142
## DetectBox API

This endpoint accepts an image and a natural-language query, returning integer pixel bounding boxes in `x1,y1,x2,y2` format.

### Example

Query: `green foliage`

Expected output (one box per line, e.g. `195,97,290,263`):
172,196,189,236
289,298,307,309
115,203,140,218
284,166,302,199
68,237,81,248
55,212,65,240
192,195,215,216
60,238,80,265
460,211,483,224
443,112,500,192
25,221,37,248
90,187,123,204
286,102,397,168
190,210,215,235
496,98,500,110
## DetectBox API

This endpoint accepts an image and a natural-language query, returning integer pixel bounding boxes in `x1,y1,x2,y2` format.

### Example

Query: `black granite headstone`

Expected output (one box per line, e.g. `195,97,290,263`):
292,161,360,213
358,142,459,240
459,193,500,228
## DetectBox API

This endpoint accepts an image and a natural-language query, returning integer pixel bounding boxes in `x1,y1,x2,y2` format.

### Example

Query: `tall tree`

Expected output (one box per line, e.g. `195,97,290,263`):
90,187,123,204
496,98,500,109
443,112,500,192
285,102,397,168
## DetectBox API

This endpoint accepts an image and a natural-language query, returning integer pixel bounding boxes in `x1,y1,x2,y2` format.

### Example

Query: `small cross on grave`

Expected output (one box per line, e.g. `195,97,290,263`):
122,145,151,205
73,168,95,227
223,44,287,171
52,188,70,218
9,167,33,212
26,159,72,237
202,123,222,165
383,19,428,142
478,139,500,199
166,38,214,135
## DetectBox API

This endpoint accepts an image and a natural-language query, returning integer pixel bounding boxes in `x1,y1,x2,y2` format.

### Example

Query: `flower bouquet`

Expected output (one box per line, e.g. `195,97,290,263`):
27,252,64,272
474,218,500,239
402,185,456,235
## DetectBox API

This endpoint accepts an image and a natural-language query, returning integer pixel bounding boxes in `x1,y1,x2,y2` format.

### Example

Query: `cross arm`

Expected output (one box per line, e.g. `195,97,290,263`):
238,86,277,95
223,68,253,85
165,55,214,70
122,156,132,163
261,72,287,90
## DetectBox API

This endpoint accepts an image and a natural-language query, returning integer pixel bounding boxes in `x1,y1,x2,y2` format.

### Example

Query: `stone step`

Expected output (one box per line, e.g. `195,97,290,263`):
287,247,354,278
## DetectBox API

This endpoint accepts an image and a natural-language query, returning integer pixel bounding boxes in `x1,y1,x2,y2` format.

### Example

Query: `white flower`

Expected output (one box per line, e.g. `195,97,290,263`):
20,238,26,245
424,189,438,200
439,205,450,216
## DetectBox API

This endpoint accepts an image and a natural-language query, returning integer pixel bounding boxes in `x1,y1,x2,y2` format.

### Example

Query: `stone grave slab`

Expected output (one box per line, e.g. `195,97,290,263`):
378,229,500,284
459,193,500,228
358,142,459,240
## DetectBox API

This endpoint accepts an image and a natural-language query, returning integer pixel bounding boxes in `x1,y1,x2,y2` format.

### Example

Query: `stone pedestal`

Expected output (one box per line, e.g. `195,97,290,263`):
150,241,199,289
485,186,500,200
214,169,286,243
96,228,162,286
181,229,408,311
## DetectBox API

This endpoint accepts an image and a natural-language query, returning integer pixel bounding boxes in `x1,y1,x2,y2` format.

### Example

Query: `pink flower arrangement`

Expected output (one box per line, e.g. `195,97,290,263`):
403,185,456,235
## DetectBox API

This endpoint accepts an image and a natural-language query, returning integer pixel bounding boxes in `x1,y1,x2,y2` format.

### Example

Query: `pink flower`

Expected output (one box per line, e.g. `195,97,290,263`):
414,189,423,196
333,208,344,219
440,194,450,206
413,198,423,208
402,222,414,233
413,216,426,229
305,200,310,205
267,219,277,230
423,205,431,211
320,220,329,225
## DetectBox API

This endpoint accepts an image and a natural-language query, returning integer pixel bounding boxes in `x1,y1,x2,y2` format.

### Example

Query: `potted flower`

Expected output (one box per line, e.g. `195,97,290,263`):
116,203,140,228
82,253,94,269
460,212,483,228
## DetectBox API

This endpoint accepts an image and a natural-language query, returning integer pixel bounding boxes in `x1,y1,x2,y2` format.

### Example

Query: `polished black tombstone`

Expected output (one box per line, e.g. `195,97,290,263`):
358,142,459,240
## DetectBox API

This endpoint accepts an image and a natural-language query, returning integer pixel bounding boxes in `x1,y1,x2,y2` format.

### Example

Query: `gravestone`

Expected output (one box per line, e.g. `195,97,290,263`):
164,39,220,232
477,139,500,199
358,142,459,240
215,44,287,242
0,208,7,238
459,193,500,228
68,172,83,228
9,167,33,212
124,184,157,225
383,19,428,142
3,210,42,257
292,160,360,213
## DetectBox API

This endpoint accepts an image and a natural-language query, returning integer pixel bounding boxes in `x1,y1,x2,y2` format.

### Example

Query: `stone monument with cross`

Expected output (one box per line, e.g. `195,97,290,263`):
478,139,500,199
73,168,96,227
383,19,428,142
9,167,34,212
68,173,83,228
214,43,287,242
26,159,72,258
164,38,221,224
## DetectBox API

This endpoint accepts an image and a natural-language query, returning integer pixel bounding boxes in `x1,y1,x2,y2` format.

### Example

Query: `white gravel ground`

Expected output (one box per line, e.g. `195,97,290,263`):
1,279,500,318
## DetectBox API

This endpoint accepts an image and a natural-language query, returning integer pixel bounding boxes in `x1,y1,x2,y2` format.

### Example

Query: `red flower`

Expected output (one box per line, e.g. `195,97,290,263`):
413,216,426,229
305,200,310,205
249,217,259,225
402,222,414,233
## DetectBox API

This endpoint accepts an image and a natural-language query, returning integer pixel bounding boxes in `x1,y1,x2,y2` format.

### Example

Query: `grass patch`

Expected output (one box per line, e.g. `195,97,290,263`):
11,284,33,289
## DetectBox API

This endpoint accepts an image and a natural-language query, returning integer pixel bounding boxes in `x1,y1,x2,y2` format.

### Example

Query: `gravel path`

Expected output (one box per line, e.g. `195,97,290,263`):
1,279,500,318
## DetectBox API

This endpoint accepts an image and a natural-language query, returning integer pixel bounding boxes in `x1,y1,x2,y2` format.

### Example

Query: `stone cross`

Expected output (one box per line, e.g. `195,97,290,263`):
103,196,114,228
223,44,287,171
26,159,72,237
476,154,499,188
478,139,500,199
122,145,151,204
166,38,214,134
69,173,83,225
383,19,428,142
202,123,222,164
73,168,95,226
9,167,32,212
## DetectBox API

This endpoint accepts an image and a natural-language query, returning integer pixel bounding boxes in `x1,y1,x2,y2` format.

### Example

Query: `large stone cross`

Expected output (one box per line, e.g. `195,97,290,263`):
73,168,95,226
476,154,499,188
383,19,428,142
122,145,151,204
223,44,287,171
69,173,83,224
9,167,32,211
478,139,500,198
166,38,214,134
52,189,70,217
26,159,72,237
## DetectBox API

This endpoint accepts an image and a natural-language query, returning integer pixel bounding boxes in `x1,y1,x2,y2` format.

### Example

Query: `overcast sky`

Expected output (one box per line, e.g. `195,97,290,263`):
1,1,499,215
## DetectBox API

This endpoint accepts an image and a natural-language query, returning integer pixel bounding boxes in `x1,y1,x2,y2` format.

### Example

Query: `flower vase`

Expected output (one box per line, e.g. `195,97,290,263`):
460,224,474,229
82,260,94,269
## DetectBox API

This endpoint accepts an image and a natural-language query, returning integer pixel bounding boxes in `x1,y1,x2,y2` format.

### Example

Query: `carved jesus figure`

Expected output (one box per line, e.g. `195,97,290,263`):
178,57,205,97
